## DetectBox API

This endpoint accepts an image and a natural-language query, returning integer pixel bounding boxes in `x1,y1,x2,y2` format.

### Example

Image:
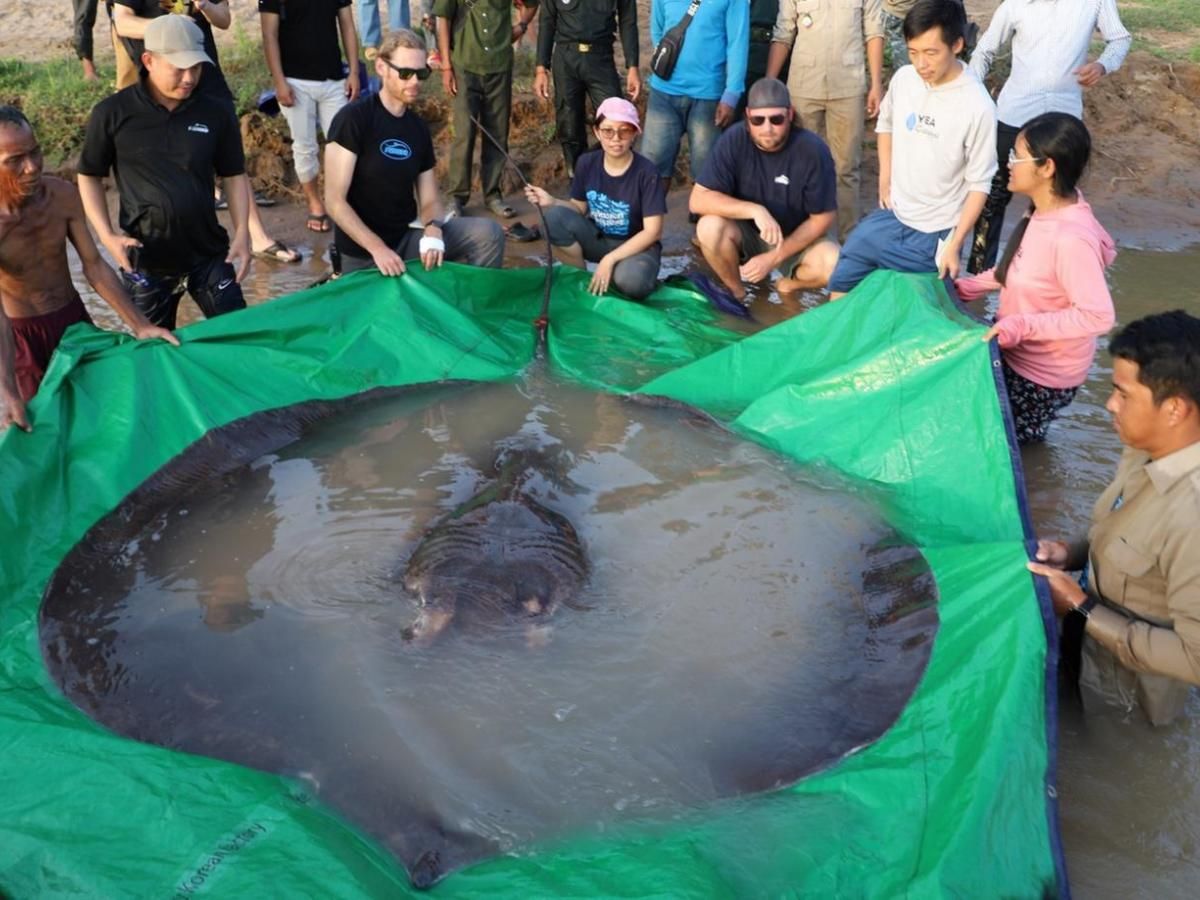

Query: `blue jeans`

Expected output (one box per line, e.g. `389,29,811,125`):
638,89,721,182
358,0,411,49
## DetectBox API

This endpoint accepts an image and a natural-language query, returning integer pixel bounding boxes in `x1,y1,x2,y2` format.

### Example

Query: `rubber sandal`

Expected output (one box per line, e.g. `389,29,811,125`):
253,240,302,263
215,192,228,210
506,222,541,243
306,213,333,233
487,198,517,219
685,273,753,319
254,191,276,208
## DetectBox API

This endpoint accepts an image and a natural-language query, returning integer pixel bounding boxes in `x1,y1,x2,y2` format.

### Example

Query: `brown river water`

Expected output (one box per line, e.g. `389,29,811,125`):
64,242,1200,895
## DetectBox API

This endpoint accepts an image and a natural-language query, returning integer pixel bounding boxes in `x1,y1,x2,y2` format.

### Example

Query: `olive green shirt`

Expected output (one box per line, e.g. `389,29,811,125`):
772,0,884,100
1081,441,1200,725
435,0,537,75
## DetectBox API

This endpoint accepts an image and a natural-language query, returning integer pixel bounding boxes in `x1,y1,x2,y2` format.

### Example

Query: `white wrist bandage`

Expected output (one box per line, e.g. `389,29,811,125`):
419,236,445,254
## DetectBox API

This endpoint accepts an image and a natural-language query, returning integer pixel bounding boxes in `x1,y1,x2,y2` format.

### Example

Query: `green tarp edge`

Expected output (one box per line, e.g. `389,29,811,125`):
0,265,1058,897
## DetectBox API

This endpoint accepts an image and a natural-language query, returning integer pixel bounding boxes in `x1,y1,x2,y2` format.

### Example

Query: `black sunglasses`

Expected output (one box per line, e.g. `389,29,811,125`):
379,58,432,81
747,113,788,126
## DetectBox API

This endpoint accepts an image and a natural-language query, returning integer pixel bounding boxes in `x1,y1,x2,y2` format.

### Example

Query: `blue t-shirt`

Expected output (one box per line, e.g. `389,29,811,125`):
570,150,667,242
698,125,837,236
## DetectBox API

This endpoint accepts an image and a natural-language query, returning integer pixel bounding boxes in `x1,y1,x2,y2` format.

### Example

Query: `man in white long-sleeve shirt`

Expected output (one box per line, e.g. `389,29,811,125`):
965,0,1130,273
827,0,995,298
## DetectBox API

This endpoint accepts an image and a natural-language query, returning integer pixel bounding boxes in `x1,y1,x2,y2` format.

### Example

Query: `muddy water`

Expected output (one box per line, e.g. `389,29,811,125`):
64,240,1200,893
41,377,936,884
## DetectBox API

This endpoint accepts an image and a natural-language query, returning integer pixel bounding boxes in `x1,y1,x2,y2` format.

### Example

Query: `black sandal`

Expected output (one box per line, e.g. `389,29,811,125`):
506,222,541,243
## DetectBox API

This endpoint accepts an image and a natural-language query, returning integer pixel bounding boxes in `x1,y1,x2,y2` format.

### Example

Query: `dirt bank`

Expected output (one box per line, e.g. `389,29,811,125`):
5,0,1198,250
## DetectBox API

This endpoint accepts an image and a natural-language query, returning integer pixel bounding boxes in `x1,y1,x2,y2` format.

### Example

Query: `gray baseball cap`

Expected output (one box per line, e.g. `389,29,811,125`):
746,78,792,110
144,14,213,69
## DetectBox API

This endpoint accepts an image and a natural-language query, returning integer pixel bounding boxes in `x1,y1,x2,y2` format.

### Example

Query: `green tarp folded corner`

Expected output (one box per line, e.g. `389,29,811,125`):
0,265,1064,898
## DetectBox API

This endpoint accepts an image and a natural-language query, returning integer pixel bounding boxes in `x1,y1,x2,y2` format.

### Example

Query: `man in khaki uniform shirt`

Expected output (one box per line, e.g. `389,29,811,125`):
1030,311,1200,726
765,0,884,239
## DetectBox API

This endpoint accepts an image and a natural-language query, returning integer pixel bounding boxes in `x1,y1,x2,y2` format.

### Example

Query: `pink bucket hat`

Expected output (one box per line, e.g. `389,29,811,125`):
595,97,641,133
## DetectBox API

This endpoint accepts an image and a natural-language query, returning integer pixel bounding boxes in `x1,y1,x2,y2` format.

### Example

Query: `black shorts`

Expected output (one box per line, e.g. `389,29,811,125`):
125,255,245,330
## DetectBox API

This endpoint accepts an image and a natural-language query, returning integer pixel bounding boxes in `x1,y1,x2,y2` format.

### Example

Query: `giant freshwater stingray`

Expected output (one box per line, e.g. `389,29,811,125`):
39,387,940,889
400,447,591,647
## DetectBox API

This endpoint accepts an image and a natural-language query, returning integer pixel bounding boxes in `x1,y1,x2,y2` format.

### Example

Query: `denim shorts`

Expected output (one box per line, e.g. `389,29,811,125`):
827,209,950,294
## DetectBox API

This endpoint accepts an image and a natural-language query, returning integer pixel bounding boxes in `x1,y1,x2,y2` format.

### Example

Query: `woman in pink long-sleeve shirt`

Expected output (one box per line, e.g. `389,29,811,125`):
955,113,1116,443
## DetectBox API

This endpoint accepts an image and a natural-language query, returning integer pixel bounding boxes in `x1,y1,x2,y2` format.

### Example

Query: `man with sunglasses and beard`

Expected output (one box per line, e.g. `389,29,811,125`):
0,106,177,432
689,78,840,308
324,30,504,277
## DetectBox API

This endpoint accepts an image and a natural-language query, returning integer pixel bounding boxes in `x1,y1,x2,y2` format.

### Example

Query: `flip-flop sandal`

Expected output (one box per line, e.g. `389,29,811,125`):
254,191,276,208
215,192,228,210
506,222,541,243
253,240,302,263
306,214,333,233
487,199,517,219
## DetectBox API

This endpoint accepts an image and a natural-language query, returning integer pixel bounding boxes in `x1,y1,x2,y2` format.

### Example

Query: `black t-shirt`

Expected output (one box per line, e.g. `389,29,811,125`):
327,95,436,259
698,125,837,236
115,0,232,102
258,0,351,82
569,150,666,242
78,77,246,274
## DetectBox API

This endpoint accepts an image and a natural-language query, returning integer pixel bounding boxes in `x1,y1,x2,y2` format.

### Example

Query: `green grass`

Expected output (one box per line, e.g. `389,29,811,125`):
0,57,112,165
1121,0,1200,61
0,26,275,168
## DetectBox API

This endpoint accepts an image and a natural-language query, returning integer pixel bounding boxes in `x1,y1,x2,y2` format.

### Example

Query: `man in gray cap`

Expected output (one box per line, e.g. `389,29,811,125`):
689,77,839,307
78,14,252,329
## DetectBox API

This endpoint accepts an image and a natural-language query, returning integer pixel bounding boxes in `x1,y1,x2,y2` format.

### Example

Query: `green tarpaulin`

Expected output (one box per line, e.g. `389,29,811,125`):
0,266,1064,897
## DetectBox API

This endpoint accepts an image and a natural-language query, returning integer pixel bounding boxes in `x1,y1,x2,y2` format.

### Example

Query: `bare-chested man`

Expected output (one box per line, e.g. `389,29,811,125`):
0,106,177,433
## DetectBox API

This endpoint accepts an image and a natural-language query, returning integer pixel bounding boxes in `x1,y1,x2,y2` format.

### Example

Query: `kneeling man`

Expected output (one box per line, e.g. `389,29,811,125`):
324,29,504,277
689,77,839,306
1030,311,1200,726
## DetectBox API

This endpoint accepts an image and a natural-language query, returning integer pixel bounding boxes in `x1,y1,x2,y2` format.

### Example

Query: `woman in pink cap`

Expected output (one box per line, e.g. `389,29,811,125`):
524,97,666,300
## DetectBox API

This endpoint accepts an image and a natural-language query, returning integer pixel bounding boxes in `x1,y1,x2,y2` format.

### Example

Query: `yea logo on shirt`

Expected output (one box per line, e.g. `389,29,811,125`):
380,139,413,160
905,112,939,138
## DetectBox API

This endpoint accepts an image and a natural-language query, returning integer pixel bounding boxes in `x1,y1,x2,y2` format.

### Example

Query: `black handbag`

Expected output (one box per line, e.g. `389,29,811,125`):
649,0,702,80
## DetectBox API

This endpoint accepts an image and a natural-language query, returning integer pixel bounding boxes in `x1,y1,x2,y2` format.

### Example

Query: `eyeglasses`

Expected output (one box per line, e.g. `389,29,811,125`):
748,113,788,126
1007,148,1044,166
379,58,432,81
596,126,637,140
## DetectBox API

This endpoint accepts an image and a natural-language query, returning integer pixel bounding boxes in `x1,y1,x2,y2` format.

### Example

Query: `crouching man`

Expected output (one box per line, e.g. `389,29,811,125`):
689,77,839,309
324,29,505,276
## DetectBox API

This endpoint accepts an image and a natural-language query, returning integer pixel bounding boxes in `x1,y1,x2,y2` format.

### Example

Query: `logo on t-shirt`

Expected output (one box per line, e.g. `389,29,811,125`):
585,190,631,237
187,123,210,134
774,174,790,185
905,112,938,137
380,139,413,160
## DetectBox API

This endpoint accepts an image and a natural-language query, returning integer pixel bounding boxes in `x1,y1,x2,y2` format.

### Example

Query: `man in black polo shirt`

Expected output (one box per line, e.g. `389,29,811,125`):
324,30,504,277
112,0,300,263
690,77,839,306
534,0,641,177
78,15,251,329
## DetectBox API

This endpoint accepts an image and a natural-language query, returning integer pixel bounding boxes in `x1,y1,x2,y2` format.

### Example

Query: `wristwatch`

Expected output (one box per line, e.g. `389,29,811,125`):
1072,596,1098,619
